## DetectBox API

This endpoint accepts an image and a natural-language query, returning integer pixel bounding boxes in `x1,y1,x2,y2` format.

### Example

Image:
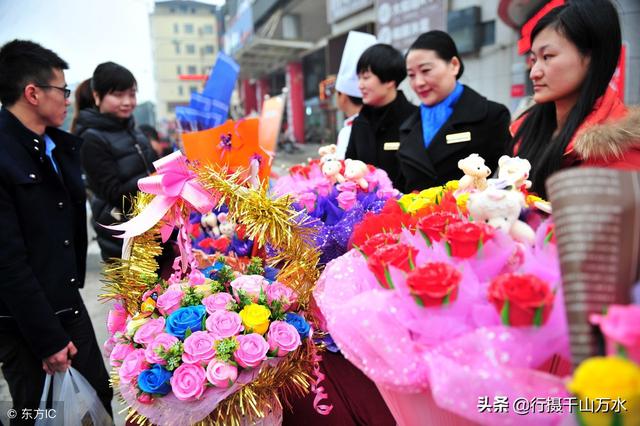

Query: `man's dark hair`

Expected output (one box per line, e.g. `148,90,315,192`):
356,44,406,87
139,124,159,141
348,95,363,106
91,61,137,100
0,40,68,106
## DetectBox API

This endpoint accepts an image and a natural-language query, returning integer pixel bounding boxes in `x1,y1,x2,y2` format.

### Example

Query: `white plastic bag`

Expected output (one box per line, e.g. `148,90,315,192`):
36,367,112,426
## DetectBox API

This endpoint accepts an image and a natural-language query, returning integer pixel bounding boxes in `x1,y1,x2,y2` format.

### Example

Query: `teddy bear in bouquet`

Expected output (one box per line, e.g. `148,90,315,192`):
318,144,345,184
457,153,491,191
467,187,535,245
343,158,369,190
496,155,532,190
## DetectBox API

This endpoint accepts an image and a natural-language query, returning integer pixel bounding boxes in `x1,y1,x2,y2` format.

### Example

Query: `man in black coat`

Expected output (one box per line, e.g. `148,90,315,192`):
0,40,112,423
345,44,418,187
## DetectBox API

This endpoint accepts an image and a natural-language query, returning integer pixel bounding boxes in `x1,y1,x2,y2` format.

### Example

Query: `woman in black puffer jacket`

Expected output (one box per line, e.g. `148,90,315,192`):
76,62,157,260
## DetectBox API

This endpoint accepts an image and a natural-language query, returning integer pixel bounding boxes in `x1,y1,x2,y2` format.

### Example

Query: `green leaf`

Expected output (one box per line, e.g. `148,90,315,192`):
444,241,452,257
533,306,544,327
418,230,432,247
258,286,267,305
185,327,192,339
202,315,207,331
544,230,553,245
500,300,511,326
477,238,484,258
442,292,450,306
616,343,629,358
408,255,415,271
413,295,424,307
227,379,234,388
384,267,394,289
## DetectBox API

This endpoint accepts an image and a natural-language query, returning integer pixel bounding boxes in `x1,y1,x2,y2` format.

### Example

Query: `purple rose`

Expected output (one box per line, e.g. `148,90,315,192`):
205,360,238,388
205,310,243,339
133,317,166,345
266,282,298,311
145,333,179,364
230,275,268,302
233,333,269,368
157,289,184,315
182,331,217,364
266,321,301,356
202,293,234,314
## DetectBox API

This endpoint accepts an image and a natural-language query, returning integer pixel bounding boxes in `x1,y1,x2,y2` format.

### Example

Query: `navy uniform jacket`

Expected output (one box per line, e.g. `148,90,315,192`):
0,108,87,359
398,85,511,193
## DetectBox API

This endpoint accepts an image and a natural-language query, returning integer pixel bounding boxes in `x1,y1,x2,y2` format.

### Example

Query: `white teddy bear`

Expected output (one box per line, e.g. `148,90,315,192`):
200,212,221,237
467,188,535,245
458,153,491,191
343,159,369,190
497,155,532,190
217,212,236,239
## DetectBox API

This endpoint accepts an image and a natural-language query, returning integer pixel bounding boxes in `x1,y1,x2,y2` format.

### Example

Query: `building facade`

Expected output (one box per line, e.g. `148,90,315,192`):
150,0,221,120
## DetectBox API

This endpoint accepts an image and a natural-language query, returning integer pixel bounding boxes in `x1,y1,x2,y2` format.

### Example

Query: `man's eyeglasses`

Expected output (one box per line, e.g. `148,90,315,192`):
35,84,71,99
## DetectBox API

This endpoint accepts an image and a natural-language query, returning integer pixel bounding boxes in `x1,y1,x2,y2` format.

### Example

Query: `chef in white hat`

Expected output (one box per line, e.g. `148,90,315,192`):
334,31,377,159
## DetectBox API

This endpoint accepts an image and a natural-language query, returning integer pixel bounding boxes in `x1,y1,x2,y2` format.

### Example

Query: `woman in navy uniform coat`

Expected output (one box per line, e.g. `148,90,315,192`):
398,31,511,193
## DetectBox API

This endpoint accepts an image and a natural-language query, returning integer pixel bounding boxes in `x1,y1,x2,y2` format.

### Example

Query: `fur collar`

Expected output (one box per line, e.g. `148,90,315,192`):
573,107,640,161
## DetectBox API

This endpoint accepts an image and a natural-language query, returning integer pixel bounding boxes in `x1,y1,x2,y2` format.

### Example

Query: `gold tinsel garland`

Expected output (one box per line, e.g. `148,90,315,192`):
101,166,322,426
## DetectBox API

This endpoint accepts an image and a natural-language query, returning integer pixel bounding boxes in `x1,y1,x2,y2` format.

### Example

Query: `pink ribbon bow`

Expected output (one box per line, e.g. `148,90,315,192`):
104,151,215,240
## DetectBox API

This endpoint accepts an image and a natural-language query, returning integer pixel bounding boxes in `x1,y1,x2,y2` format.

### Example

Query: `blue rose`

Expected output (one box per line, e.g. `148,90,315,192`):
264,266,279,282
138,365,172,395
285,313,311,339
166,305,206,340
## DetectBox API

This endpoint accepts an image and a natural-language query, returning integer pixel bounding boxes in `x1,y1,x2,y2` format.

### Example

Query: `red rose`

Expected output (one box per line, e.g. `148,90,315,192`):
407,262,462,307
289,164,309,178
488,273,554,327
417,212,462,243
444,222,493,258
367,243,417,289
356,233,400,258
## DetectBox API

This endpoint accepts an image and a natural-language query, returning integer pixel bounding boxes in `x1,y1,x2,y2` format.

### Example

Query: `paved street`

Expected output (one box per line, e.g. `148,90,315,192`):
0,142,318,425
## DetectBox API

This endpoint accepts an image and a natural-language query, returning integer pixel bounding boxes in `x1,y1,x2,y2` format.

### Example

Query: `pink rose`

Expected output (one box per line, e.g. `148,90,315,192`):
266,321,301,356
119,349,149,383
205,310,243,339
376,188,398,199
202,293,234,314
182,331,217,364
103,336,117,358
109,342,134,368
337,191,357,210
316,180,332,197
167,283,188,293
230,275,267,302
336,181,357,193
157,290,184,315
133,317,166,345
170,363,206,401
145,333,178,364
189,269,206,285
107,303,127,336
266,282,298,311
591,305,640,363
299,192,317,212
205,360,238,388
233,333,269,368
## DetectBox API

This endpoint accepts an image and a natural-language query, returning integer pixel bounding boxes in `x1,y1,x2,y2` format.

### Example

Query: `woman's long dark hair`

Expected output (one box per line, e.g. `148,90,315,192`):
510,0,621,196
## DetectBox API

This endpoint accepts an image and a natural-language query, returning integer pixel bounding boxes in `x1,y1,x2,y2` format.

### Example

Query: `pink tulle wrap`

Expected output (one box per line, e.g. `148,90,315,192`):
314,224,571,425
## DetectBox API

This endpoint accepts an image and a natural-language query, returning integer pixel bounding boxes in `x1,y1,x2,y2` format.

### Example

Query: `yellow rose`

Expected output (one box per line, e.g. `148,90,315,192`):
125,315,150,337
407,197,433,214
456,193,470,210
398,194,418,212
568,356,640,426
445,180,459,191
239,304,271,335
418,186,442,202
194,283,213,298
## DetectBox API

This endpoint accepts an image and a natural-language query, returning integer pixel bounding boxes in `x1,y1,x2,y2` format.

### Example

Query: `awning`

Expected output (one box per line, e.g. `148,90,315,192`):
235,36,315,78
497,0,548,29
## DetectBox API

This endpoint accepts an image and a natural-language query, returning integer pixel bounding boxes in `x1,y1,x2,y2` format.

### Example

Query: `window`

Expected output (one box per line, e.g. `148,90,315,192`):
173,41,180,54
203,24,213,34
176,65,182,76
186,44,196,54
184,23,194,33
482,21,496,47
169,7,175,13
203,45,215,55
187,65,197,75
173,23,179,33
178,86,184,96
189,86,198,94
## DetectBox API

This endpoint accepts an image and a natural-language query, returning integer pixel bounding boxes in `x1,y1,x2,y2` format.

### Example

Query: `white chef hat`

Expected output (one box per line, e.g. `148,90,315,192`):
335,31,377,98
